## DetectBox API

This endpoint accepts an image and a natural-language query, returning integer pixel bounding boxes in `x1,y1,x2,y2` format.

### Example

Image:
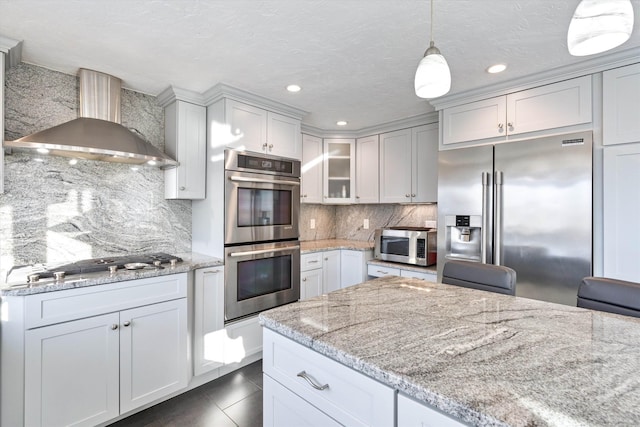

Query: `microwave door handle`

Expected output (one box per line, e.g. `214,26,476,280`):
228,246,300,257
229,176,301,186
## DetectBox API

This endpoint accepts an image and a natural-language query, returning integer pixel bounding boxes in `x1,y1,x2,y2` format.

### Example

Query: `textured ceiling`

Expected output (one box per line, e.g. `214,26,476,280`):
1,0,639,131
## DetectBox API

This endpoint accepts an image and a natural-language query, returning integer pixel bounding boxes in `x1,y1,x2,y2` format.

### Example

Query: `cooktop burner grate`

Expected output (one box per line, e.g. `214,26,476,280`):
36,252,183,278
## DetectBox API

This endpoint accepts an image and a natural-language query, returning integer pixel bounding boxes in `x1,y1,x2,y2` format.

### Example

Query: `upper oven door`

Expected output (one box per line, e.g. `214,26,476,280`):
225,170,300,245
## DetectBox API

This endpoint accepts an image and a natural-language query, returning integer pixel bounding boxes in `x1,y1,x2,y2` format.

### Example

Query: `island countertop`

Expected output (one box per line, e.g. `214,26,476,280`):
259,276,640,427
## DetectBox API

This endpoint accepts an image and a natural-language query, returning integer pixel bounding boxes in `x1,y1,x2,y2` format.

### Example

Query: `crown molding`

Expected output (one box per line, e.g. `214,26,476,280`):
0,35,22,70
301,112,438,138
156,86,206,107
202,83,308,120
430,46,640,111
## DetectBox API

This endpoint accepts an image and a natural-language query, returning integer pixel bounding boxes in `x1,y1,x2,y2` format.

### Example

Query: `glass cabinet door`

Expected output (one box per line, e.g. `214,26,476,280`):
323,138,355,204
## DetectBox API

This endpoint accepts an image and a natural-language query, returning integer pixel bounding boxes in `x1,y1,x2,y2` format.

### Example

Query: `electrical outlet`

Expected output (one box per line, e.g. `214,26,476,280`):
363,219,369,229
310,219,316,229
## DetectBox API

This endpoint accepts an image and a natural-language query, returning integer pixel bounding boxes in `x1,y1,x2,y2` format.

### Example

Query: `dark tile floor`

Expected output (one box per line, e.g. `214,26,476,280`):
109,360,263,427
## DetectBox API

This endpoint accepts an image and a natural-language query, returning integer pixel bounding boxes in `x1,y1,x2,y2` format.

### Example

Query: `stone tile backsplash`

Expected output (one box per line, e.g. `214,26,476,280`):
300,203,437,241
1,63,191,276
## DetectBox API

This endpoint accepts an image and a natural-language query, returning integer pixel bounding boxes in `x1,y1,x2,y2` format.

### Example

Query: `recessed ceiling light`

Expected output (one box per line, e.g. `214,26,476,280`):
336,121,348,126
286,84,301,93
487,64,507,74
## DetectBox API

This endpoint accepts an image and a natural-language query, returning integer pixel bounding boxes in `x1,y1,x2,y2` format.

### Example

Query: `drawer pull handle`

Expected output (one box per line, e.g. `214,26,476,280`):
297,371,329,391
377,270,388,274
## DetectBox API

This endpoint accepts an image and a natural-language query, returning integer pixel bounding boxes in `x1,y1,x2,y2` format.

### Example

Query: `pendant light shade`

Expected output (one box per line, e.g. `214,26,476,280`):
567,0,634,56
414,0,451,99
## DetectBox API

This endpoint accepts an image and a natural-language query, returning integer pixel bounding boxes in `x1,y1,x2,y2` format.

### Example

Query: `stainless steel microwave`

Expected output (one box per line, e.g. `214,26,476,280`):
374,227,437,266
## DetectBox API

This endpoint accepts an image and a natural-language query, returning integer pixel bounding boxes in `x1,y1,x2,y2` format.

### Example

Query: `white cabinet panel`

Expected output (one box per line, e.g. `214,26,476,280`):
301,268,323,301
322,250,341,293
507,75,591,136
301,134,323,203
603,63,640,145
225,99,268,153
194,266,225,376
398,393,468,427
604,143,640,282
25,313,120,427
340,250,370,288
412,123,438,203
442,96,506,145
164,100,206,199
379,128,413,203
267,111,301,159
355,135,379,203
120,299,188,413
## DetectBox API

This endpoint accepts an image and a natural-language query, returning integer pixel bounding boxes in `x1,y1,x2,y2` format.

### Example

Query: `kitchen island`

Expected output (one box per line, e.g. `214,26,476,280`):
259,275,640,426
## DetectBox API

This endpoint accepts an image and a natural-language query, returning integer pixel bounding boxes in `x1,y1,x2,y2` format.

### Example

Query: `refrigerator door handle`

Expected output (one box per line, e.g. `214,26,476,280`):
481,172,491,264
494,170,504,266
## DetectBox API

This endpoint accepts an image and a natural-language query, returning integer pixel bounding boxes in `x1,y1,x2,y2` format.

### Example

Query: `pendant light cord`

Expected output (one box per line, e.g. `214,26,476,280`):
430,0,434,43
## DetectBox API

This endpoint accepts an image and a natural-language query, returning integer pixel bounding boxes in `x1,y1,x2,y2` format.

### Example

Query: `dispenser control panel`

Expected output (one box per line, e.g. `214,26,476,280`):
455,215,471,227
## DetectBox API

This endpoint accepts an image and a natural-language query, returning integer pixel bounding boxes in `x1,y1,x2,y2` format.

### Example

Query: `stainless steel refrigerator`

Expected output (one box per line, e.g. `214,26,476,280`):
437,131,592,306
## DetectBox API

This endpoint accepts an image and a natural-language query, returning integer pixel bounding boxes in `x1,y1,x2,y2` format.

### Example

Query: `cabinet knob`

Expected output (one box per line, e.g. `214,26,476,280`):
123,321,131,327
324,258,328,261
356,195,360,199
302,278,307,282
262,143,268,149
111,324,118,330
507,122,514,130
498,123,504,130
405,194,410,198
180,186,186,191
268,144,274,150
411,193,416,197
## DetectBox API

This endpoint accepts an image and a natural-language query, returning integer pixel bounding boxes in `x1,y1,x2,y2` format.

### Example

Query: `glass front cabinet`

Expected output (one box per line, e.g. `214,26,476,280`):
323,138,355,204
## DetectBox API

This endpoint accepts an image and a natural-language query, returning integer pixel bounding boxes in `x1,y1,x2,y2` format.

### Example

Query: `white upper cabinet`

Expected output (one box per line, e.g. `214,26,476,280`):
164,100,207,199
603,63,640,145
355,135,379,203
225,99,301,159
323,138,356,204
442,76,592,145
301,134,323,204
380,123,438,203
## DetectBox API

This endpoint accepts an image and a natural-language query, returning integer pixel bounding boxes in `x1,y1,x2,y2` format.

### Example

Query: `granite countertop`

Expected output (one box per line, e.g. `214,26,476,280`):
367,258,437,274
259,276,640,427
300,239,374,253
1,252,223,296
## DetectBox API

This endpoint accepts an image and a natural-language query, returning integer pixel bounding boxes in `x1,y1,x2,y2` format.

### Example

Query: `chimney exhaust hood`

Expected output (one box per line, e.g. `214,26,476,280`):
4,69,178,168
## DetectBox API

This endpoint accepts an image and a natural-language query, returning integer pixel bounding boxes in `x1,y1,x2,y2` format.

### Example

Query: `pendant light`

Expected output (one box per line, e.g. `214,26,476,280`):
567,0,634,56
414,0,451,99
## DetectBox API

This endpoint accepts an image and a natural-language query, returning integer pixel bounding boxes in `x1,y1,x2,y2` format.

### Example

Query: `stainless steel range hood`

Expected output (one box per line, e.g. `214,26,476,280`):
4,69,177,168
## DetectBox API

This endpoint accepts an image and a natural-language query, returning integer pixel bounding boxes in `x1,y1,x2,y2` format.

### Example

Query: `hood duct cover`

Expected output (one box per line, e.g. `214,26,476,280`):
4,69,177,168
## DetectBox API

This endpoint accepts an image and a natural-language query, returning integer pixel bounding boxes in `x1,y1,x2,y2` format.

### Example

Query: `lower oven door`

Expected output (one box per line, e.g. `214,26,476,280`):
225,240,300,322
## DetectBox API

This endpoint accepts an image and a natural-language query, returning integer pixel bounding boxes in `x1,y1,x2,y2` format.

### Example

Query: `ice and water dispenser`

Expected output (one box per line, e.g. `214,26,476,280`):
445,215,483,261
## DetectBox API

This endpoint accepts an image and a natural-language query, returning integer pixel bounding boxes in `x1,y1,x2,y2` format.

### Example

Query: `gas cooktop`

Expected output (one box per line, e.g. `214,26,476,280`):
8,253,183,283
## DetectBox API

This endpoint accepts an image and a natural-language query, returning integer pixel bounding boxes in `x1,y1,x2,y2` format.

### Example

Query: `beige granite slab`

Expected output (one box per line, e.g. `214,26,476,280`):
300,239,374,253
260,276,640,427
1,252,222,296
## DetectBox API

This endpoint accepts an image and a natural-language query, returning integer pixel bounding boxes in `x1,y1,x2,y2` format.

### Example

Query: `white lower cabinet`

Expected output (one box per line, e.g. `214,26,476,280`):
18,274,189,427
398,393,468,426
193,266,225,376
263,329,394,427
301,249,372,300
401,269,437,282
367,263,437,282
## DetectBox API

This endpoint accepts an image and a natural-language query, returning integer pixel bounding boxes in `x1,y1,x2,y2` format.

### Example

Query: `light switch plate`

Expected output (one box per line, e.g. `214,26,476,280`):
310,219,316,229
363,219,369,229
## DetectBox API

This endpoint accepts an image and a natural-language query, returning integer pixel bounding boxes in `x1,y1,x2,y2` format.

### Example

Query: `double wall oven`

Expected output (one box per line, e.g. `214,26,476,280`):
224,150,301,323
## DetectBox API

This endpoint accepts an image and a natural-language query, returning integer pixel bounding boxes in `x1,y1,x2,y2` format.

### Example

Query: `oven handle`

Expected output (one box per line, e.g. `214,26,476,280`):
229,175,300,186
228,245,300,258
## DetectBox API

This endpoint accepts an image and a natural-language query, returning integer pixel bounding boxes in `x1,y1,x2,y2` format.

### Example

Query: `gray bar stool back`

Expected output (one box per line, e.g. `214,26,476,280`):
577,277,640,318
442,260,516,296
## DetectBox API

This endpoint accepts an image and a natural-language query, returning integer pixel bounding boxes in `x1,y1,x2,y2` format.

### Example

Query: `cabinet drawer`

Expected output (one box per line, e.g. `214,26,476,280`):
263,329,394,427
25,274,188,329
367,264,400,278
264,374,341,427
301,252,323,271
401,269,437,282
398,393,468,426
